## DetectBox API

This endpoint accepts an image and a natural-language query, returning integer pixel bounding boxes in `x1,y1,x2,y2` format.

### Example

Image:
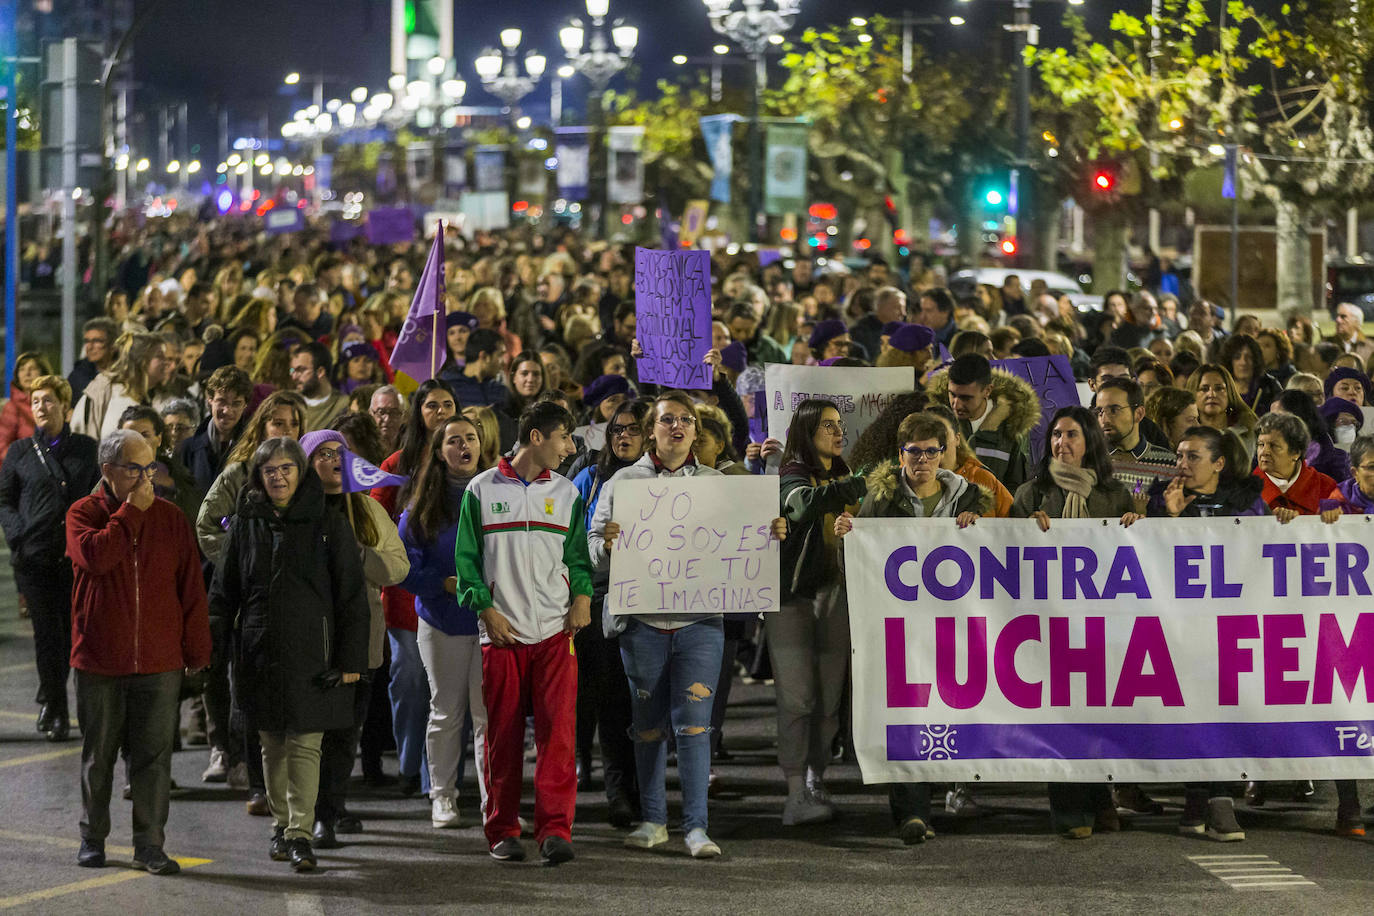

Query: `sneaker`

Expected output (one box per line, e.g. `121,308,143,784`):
132,845,181,876
489,837,526,862
685,828,721,858
1179,790,1207,835
226,761,249,791
201,748,228,783
624,821,669,849
1205,797,1245,842
945,785,980,816
805,769,836,812
1113,784,1163,815
897,816,929,846
431,795,460,829
76,838,105,868
781,788,834,826
1336,805,1366,838
1062,826,1093,840
540,835,575,864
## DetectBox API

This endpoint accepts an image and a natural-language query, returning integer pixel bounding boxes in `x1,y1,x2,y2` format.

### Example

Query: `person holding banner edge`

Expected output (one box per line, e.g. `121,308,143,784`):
590,391,788,857
1009,405,1141,839
833,411,982,844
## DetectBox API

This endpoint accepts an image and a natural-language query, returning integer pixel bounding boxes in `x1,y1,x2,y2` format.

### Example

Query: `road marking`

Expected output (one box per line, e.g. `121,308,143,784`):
0,710,80,728
1188,854,1317,890
0,663,34,675
0,746,82,769
286,892,327,916
0,830,211,910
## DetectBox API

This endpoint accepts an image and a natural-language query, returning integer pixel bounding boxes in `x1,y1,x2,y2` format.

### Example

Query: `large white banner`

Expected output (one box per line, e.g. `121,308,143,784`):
765,364,914,460
846,515,1374,783
607,475,781,616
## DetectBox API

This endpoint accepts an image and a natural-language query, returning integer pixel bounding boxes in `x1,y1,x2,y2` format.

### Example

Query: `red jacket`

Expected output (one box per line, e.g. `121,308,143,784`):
67,484,212,676
371,449,417,631
0,382,37,473
1254,462,1337,516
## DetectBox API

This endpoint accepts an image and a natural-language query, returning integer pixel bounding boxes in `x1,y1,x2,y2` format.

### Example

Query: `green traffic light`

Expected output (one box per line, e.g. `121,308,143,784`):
985,189,1004,206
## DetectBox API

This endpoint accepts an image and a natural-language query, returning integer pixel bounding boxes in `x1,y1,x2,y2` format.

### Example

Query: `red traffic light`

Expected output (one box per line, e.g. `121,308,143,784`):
1000,238,1018,255
1092,169,1116,192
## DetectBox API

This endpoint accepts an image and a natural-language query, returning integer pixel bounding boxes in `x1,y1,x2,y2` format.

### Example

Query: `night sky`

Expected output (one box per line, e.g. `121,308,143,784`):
127,0,1116,159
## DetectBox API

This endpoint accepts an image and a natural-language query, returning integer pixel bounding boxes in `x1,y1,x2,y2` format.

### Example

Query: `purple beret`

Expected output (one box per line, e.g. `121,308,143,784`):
1320,396,1365,430
337,323,365,340
808,318,848,351
720,341,747,373
1324,366,1372,401
299,429,346,459
889,323,935,353
445,310,479,331
581,373,632,409
341,341,378,362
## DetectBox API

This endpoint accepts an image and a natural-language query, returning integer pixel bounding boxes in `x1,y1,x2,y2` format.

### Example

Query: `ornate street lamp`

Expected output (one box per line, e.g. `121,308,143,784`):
475,28,546,118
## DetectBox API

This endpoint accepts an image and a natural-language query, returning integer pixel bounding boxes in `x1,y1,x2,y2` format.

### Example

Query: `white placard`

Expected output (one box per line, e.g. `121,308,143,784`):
765,364,915,459
607,475,781,616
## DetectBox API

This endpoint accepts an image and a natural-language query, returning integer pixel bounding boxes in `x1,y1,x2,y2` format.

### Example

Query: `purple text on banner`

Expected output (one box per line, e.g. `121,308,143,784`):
366,207,415,245
264,207,304,235
634,247,713,389
991,354,1076,464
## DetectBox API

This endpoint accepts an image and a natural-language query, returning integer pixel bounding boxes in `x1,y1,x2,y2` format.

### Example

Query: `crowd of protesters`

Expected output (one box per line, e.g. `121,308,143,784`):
3,213,1374,874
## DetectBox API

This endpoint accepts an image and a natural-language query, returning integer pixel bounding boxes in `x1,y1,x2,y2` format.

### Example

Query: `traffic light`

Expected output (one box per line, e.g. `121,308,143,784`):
978,175,1009,210
1000,237,1018,256
1091,161,1119,194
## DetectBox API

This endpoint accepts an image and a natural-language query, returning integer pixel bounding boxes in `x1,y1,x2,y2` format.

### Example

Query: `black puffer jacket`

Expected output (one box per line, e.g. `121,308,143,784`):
0,427,100,566
209,472,369,733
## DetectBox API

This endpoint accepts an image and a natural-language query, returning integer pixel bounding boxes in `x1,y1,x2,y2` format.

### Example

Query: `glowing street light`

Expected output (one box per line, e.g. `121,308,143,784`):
284,72,301,85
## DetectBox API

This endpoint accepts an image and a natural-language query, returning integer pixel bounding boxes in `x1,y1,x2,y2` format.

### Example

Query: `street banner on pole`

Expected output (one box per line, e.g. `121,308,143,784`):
365,206,415,245
764,119,808,215
443,146,467,197
633,247,713,389
608,126,645,204
555,127,591,200
264,207,305,235
607,475,781,616
473,146,506,193
699,114,742,204
846,516,1374,783
990,355,1071,463
679,200,709,249
388,223,446,394
765,364,915,460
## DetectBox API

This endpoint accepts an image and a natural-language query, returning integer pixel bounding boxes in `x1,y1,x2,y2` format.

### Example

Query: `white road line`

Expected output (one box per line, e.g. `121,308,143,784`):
1189,854,1317,891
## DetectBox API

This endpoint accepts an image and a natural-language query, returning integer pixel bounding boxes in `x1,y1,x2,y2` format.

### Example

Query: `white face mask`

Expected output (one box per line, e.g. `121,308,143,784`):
1335,425,1358,446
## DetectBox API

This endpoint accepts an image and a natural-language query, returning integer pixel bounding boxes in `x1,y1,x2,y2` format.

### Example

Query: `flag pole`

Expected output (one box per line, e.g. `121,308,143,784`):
431,220,444,381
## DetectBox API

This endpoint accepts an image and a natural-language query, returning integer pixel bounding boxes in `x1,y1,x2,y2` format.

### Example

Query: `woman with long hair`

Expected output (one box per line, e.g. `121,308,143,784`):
772,398,868,825
1145,386,1201,449
570,397,652,826
398,416,491,830
1187,363,1259,464
462,405,501,471
0,351,54,471
505,351,549,421
71,332,174,438
589,391,786,858
209,437,370,872
1011,406,1137,840
1219,334,1283,417
299,430,409,847
372,378,458,797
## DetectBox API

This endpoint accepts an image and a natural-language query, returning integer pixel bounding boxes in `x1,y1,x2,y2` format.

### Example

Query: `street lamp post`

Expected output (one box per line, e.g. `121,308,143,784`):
475,29,545,123
702,0,801,242
561,0,638,234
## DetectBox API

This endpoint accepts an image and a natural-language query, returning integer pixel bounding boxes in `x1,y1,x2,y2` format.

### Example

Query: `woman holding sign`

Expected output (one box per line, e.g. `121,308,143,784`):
1009,406,1139,841
589,391,787,859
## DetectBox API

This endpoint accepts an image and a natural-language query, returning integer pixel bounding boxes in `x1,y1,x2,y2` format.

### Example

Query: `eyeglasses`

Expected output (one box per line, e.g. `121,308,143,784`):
313,447,341,461
819,420,847,434
117,462,158,479
261,463,299,480
609,423,641,438
164,423,194,435
1093,405,1129,417
657,415,696,428
900,445,946,462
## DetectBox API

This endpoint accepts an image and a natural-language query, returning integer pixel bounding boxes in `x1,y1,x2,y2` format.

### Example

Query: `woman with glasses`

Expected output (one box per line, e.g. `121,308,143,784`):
773,398,868,825
589,391,787,858
1010,406,1139,840
209,437,370,872
570,398,653,826
1324,434,1374,513
833,411,980,844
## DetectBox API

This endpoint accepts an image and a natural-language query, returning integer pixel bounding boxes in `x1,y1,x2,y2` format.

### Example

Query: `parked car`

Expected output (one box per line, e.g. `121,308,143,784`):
949,267,1103,313
1326,260,1374,318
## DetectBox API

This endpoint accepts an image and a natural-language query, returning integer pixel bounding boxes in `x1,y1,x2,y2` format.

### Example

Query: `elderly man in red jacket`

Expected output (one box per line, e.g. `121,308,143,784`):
66,429,212,876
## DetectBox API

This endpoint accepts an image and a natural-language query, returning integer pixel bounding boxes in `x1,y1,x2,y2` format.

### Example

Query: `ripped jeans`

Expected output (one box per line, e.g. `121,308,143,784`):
620,616,724,833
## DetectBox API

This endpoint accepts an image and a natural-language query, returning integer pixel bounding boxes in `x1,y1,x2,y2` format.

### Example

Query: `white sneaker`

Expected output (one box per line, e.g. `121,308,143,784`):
805,770,836,812
431,795,460,829
685,828,721,858
782,788,834,826
624,821,669,849
226,761,249,790
201,747,227,783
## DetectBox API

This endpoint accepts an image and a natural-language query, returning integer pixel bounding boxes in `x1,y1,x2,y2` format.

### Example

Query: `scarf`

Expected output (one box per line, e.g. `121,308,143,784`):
1338,477,1374,514
1049,459,1096,519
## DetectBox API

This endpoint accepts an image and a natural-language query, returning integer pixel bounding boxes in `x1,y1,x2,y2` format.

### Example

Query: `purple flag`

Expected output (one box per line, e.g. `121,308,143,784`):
388,224,447,395
341,446,408,494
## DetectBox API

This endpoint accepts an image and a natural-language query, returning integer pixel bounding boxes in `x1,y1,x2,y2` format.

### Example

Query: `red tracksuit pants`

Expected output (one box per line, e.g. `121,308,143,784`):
481,631,577,847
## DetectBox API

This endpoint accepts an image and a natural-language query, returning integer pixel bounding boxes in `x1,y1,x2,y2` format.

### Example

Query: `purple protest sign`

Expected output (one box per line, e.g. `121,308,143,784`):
749,390,768,443
991,354,1076,463
365,207,415,245
341,447,408,493
634,247,713,389
330,220,363,245
264,206,304,235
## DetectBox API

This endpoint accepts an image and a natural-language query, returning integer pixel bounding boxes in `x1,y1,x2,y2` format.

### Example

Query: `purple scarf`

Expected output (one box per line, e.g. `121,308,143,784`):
1323,477,1374,514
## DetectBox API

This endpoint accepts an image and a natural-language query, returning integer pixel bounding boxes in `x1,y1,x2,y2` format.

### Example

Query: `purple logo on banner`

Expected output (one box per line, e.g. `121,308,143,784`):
264,207,305,235
365,207,415,245
991,354,1076,463
634,248,713,389
341,447,408,493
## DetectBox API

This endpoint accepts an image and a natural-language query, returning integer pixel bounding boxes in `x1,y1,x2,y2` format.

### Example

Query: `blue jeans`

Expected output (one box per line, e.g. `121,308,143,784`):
620,617,723,833
387,628,430,794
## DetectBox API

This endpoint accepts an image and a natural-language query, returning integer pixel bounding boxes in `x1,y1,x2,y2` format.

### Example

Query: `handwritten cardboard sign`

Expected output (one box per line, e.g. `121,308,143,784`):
607,475,781,616
765,364,915,460
634,247,713,389
991,355,1073,463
